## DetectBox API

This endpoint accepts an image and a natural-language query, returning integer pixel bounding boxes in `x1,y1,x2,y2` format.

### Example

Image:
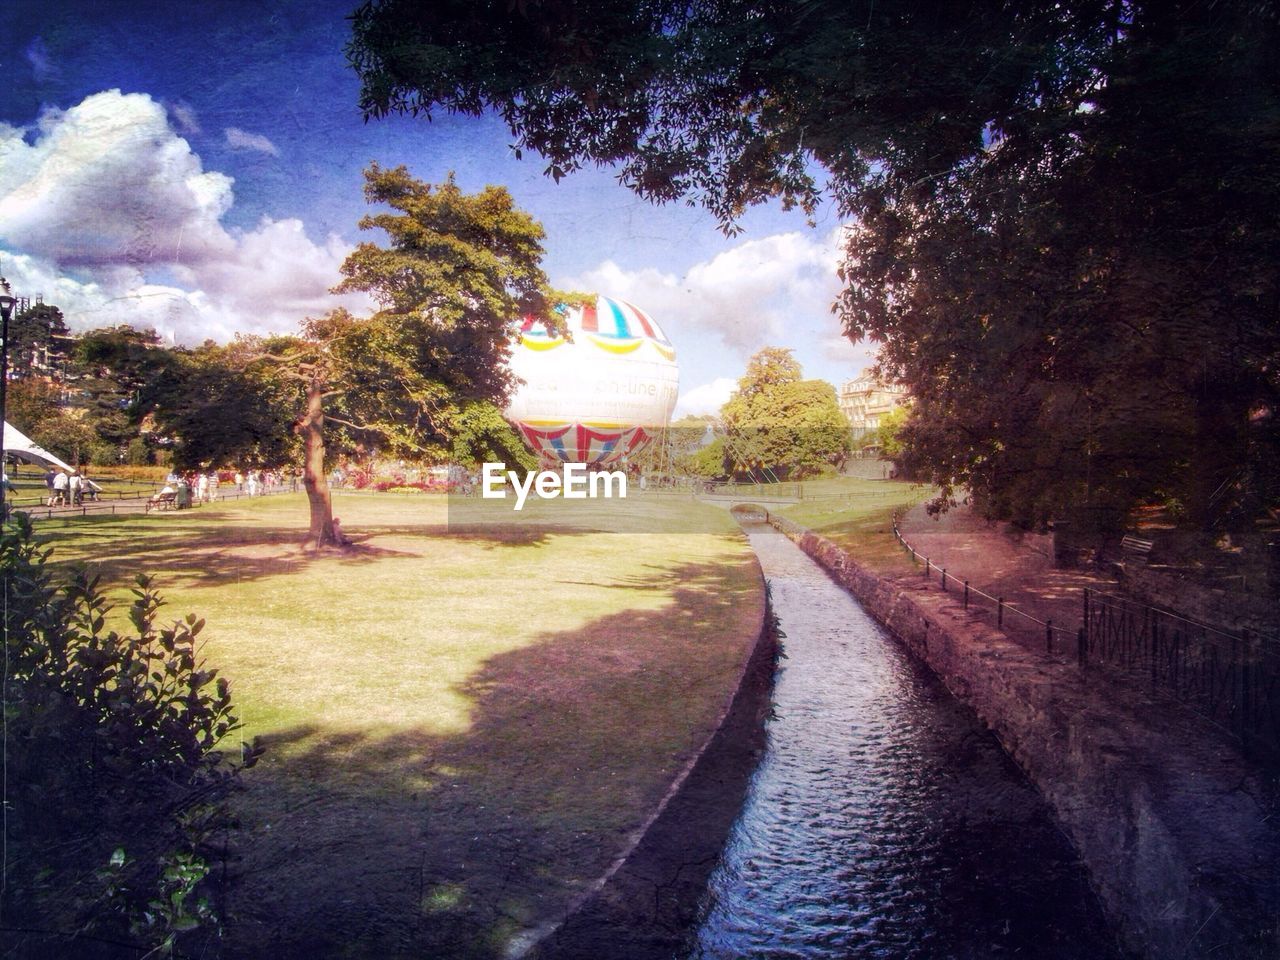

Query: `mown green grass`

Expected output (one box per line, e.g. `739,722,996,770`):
778,476,928,575
34,492,763,956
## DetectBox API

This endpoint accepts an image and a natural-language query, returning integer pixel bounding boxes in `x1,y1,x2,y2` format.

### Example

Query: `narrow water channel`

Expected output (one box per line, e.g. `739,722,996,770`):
688,523,1121,960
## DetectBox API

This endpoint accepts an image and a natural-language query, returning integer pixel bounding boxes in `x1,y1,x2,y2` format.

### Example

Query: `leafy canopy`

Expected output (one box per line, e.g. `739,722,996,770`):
349,1,1280,530
721,347,850,480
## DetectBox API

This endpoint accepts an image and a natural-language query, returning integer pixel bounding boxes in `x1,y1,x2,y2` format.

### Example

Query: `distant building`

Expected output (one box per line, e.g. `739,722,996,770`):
838,372,910,443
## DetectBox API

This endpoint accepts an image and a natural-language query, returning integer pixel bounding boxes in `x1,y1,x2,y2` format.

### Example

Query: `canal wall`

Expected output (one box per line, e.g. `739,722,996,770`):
769,515,1279,960
516,573,780,960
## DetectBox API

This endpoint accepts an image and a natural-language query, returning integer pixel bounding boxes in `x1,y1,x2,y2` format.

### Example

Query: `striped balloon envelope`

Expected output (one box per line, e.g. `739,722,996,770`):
505,296,679,466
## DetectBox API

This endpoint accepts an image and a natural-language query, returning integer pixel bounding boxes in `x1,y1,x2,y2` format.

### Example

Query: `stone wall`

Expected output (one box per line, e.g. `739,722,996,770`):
770,514,1279,960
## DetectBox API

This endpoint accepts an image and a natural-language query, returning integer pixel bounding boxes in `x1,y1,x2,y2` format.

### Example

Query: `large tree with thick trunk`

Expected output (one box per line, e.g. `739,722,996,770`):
347,0,1280,533
291,164,557,546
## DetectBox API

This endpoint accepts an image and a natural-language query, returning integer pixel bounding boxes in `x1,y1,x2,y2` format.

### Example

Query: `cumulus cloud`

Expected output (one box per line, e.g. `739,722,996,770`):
0,90,368,343
561,229,844,353
675,377,738,418
224,127,280,157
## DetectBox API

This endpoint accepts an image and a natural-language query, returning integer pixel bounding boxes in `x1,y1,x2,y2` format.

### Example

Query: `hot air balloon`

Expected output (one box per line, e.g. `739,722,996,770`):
505,297,679,466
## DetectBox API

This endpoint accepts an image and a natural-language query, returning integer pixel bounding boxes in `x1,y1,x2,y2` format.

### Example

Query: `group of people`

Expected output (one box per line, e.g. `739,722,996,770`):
44,467,95,507
158,468,294,505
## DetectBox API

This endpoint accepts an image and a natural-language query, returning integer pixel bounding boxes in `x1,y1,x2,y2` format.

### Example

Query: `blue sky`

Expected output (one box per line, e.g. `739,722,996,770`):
0,0,875,414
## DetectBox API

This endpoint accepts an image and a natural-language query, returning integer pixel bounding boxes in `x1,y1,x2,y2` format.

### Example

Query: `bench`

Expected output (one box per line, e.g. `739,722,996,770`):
146,491,177,513
1121,534,1154,562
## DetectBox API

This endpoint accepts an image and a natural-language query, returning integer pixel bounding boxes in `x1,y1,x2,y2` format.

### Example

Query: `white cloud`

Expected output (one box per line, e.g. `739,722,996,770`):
675,377,738,418
0,90,369,343
560,228,845,353
224,127,280,157
168,101,201,135
820,334,878,370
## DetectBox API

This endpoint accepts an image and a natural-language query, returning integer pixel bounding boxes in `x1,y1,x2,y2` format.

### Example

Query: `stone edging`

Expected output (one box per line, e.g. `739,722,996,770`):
508,556,777,960
769,513,1278,960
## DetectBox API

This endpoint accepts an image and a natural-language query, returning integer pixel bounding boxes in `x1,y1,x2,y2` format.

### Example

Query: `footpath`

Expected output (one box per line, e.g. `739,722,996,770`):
773,505,1280,960
896,501,1120,653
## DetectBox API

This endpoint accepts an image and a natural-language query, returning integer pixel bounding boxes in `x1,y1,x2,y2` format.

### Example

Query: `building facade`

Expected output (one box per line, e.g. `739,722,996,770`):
838,372,910,443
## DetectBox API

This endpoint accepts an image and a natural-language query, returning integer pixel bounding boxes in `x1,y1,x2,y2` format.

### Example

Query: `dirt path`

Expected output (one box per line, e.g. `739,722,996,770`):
897,502,1121,655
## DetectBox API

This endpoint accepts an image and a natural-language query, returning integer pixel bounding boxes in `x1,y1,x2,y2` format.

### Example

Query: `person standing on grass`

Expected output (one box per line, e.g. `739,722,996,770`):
52,469,68,506
68,471,83,506
197,472,208,502
247,472,259,497
208,472,219,502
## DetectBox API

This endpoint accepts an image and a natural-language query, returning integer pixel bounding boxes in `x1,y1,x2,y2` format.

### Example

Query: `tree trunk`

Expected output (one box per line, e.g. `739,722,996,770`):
300,375,338,547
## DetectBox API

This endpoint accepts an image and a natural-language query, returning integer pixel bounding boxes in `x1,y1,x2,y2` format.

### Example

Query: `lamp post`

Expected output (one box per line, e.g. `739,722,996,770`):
0,276,18,518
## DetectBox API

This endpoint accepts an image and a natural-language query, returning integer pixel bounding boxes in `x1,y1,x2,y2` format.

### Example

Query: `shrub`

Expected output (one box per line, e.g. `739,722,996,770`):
1,513,261,955
126,437,151,466
89,464,172,483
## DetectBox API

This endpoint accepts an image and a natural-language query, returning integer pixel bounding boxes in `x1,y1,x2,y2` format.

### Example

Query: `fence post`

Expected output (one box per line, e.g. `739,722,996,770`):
1077,626,1087,669
998,597,1004,630
924,558,931,580
941,568,947,592
963,580,969,609
1046,619,1054,654
1083,587,1090,633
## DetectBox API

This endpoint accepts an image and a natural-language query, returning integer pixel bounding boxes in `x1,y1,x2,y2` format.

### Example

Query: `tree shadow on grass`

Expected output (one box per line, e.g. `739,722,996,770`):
220,556,765,960
39,519,618,593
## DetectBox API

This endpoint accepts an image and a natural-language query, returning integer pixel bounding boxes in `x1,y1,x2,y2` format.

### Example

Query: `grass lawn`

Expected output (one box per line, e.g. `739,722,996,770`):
34,492,764,958
776,476,929,576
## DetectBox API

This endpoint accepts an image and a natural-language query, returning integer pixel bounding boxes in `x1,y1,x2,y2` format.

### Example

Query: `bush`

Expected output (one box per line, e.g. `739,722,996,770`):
126,437,152,466
1,513,261,956
87,441,122,468
90,464,171,483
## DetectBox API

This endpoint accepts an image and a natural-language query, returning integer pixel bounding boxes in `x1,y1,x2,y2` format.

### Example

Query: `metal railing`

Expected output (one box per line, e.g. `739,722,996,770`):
890,510,1080,657
1083,589,1279,756
889,509,1279,761
12,486,294,522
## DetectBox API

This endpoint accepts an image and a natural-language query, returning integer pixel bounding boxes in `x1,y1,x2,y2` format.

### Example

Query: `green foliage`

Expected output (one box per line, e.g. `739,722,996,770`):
327,165,560,459
5,376,62,439
243,165,563,545
682,436,730,480
721,349,850,480
126,436,153,466
875,405,910,461
144,339,300,471
735,347,802,396
7,302,70,379
448,400,539,471
1,513,259,953
349,1,1280,532
631,414,716,476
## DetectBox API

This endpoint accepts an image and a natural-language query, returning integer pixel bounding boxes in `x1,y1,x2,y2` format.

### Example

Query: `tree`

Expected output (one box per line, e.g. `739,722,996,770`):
721,348,850,480
348,1,1280,532
230,166,559,546
875,404,910,462
72,325,174,460
7,302,70,380
144,339,299,472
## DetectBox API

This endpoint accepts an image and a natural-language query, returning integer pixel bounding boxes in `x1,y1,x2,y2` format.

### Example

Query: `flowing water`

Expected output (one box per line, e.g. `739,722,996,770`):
688,523,1121,960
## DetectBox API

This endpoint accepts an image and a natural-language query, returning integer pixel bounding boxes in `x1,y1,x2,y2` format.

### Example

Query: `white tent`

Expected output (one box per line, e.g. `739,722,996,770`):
3,419,77,473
